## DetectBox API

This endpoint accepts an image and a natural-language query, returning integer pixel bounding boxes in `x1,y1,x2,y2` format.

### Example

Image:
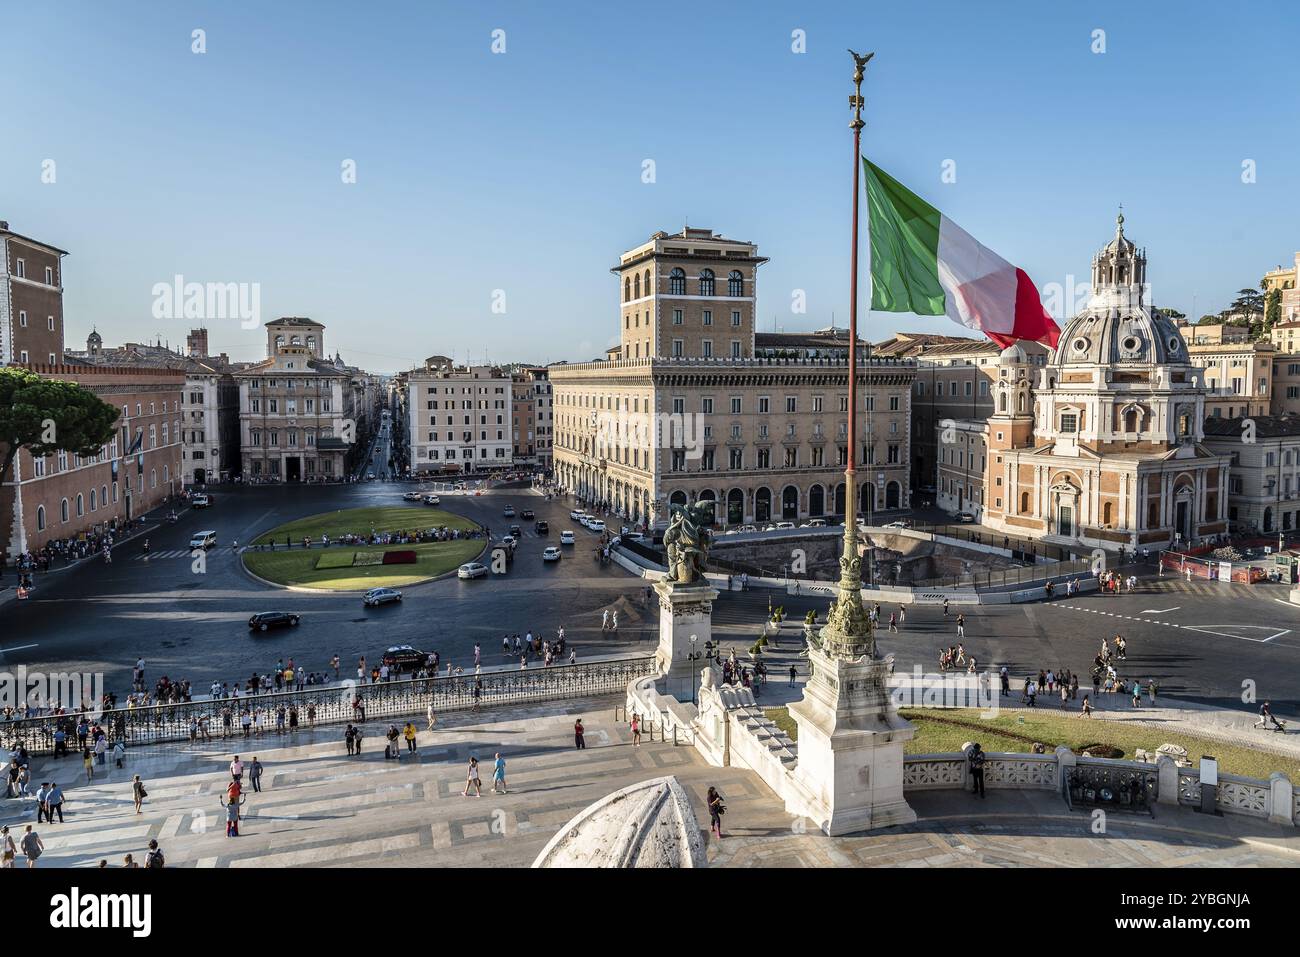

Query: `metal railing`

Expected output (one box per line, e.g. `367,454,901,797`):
911,558,1094,591
1,657,657,755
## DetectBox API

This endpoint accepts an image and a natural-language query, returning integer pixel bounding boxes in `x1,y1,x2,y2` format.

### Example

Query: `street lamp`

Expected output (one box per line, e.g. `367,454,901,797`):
687,634,703,705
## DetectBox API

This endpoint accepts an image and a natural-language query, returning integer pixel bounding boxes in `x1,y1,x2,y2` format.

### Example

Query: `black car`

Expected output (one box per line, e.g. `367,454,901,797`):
535,520,549,534
521,509,535,520
509,524,522,537
248,612,301,632
382,645,430,672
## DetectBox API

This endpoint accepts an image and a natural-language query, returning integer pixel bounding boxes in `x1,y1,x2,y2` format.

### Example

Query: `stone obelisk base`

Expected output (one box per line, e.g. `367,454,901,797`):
653,578,719,696
784,643,916,835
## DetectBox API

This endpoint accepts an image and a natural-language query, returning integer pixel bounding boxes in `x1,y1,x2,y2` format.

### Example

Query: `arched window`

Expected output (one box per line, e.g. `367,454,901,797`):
728,270,744,296
669,268,686,296
1103,502,1113,526
999,392,1007,412
60,498,69,523
76,493,84,517
699,269,715,296
624,278,630,302
90,488,97,511
644,270,651,296
1124,409,1138,433
1020,491,1030,514
36,505,45,531
634,273,641,299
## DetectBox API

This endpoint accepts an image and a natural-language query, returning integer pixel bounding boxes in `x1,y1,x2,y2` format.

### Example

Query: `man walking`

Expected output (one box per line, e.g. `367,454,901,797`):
46,783,64,823
492,753,507,794
789,664,798,687
230,755,244,784
956,613,966,639
574,718,586,750
249,757,263,793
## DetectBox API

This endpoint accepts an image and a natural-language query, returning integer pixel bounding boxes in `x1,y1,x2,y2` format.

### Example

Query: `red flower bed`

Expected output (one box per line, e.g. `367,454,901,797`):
382,550,418,565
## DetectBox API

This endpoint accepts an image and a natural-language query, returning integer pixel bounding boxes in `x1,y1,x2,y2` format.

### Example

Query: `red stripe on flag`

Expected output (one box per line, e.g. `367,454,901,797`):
1010,268,1061,348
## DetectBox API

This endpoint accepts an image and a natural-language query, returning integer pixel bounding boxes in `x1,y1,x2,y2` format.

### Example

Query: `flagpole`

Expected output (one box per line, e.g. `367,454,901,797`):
818,50,876,661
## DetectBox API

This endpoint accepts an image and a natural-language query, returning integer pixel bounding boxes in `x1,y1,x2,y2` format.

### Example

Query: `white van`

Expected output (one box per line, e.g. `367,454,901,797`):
190,530,217,550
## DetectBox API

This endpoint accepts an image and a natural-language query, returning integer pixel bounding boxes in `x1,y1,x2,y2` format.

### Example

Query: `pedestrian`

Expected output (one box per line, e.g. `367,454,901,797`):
888,612,898,633
707,786,725,839
631,714,641,746
462,756,482,797
19,825,42,868
0,825,15,868
345,724,356,755
942,597,949,617
144,839,165,869
249,757,263,793
46,783,64,823
83,745,94,781
1147,678,1157,705
353,725,363,755
132,774,147,814
230,755,244,783
1081,694,1093,717
403,721,418,754
999,666,1009,697
574,717,586,750
492,753,507,794
968,743,986,798
956,614,966,639
220,793,245,837
426,704,437,733
789,664,798,687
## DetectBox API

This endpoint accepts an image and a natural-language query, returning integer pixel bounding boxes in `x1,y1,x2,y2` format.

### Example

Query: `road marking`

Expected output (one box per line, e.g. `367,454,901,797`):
1275,599,1300,609
1139,607,1181,614
0,643,38,653
1264,629,1292,643
1181,624,1284,643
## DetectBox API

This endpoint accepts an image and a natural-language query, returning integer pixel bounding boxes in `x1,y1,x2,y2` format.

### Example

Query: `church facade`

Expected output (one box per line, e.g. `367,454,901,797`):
978,215,1230,552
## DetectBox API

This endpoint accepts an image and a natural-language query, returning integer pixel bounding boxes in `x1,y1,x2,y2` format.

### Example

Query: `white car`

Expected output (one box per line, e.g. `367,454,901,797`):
457,562,488,579
423,494,441,506
402,491,422,501
191,493,210,508
775,521,796,529
542,546,562,561
501,535,517,549
587,519,606,532
804,519,827,527
882,521,910,529
560,530,576,545
737,524,758,533
189,530,217,550
570,509,586,521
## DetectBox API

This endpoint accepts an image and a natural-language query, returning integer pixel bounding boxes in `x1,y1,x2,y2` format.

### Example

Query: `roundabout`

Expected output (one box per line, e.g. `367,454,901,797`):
241,505,486,590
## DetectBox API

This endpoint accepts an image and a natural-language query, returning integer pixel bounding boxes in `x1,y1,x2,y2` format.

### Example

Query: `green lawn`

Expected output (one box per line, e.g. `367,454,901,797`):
244,506,484,589
763,706,1300,780
250,505,476,545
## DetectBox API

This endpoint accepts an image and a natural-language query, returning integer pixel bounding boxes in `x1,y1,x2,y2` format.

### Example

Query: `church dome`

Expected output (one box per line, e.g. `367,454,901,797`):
1053,213,1186,367
999,342,1029,365
1053,308,1188,368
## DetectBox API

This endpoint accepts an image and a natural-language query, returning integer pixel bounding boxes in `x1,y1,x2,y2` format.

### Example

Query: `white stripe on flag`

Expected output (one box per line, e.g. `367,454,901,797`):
936,214,1018,336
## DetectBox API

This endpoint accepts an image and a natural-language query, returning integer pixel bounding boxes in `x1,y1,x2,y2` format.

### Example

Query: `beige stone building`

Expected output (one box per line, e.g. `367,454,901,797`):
1187,340,1273,419
614,228,767,361
1204,414,1300,534
978,216,1229,551
1264,254,1300,325
552,229,915,530
235,318,353,480
406,359,512,474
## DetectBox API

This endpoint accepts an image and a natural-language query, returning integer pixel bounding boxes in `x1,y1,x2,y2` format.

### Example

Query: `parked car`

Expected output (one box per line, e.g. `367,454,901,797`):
423,494,441,506
534,520,549,534
560,530,575,545
521,509,535,520
363,587,403,607
587,519,606,532
382,645,428,672
191,493,211,508
804,518,827,527
775,521,796,529
737,524,758,533
570,509,585,521
190,530,217,550
882,521,910,529
955,512,977,524
542,546,562,562
248,612,300,632
503,505,516,517
458,562,488,579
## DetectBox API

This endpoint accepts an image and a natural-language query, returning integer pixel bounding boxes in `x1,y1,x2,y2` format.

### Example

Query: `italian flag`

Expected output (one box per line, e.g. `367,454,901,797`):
864,159,1060,349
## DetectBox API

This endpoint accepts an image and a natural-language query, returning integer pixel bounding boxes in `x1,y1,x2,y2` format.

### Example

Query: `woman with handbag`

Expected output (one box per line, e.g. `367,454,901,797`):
132,774,147,814
1,825,16,868
707,786,725,840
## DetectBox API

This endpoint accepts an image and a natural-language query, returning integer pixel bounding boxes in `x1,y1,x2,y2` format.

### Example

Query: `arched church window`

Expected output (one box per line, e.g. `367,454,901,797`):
1020,491,1030,514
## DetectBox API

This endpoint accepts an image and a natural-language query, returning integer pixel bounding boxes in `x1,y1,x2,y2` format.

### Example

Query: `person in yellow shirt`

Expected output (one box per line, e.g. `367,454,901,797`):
283,666,294,688
402,721,417,755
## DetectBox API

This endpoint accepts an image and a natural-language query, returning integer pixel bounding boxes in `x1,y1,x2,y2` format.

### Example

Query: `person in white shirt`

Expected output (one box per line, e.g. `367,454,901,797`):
230,757,244,782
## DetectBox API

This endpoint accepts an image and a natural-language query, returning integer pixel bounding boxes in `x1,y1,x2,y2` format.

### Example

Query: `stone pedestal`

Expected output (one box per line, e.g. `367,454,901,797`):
654,579,719,694
784,643,916,835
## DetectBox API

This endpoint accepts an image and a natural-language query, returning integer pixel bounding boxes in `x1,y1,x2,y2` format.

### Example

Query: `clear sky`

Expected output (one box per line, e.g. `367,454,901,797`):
3,0,1296,374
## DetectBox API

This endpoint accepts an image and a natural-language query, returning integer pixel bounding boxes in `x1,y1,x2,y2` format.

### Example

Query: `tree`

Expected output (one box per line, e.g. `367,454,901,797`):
1231,287,1265,319
1158,308,1186,323
1266,287,1282,332
0,366,120,517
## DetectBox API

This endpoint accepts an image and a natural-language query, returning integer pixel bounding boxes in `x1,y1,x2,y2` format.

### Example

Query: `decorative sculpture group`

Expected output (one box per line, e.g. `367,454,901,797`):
663,503,713,585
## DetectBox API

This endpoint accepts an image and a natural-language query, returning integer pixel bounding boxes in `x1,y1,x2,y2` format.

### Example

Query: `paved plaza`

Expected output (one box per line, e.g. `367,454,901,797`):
3,696,1297,869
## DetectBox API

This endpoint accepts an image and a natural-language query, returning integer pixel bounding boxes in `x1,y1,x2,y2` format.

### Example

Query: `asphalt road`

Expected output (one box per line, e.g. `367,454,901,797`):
6,466,1300,714
0,478,651,697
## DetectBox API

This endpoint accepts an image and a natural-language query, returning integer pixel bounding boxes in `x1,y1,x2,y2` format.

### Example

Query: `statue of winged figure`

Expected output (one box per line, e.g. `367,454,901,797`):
663,502,713,584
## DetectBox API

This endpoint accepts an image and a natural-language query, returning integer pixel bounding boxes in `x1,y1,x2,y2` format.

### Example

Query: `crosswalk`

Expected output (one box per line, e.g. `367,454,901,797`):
1057,602,1187,631
133,548,203,561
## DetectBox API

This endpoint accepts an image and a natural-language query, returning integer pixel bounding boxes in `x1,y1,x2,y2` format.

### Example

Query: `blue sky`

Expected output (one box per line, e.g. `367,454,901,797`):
3,0,1297,373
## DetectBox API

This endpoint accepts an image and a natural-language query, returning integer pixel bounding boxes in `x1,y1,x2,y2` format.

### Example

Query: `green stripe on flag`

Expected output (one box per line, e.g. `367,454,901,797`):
864,159,946,316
